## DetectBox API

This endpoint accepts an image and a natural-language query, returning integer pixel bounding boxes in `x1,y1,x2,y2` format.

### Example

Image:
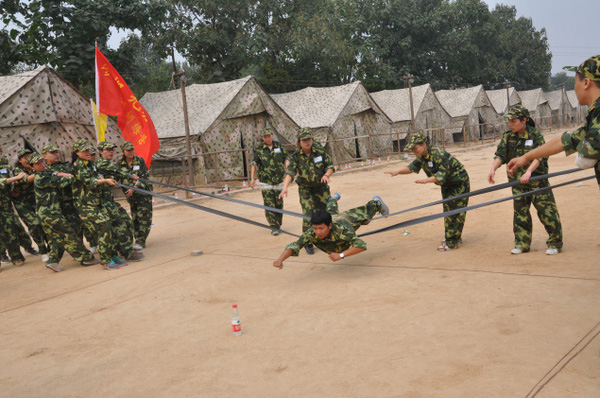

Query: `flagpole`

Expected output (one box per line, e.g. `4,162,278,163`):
95,41,100,113
90,98,101,144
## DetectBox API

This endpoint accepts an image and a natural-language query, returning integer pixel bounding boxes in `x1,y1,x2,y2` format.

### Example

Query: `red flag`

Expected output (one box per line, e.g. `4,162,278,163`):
95,44,159,167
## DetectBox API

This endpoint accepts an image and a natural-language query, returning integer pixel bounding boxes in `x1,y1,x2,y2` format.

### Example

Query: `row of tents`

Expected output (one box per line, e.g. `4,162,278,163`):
0,67,588,184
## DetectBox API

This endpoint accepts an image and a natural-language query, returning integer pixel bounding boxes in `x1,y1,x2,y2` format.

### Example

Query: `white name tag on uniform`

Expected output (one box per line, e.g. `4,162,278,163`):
525,139,533,147
273,148,281,153
133,165,140,171
428,161,434,168
0,169,7,174
314,156,323,163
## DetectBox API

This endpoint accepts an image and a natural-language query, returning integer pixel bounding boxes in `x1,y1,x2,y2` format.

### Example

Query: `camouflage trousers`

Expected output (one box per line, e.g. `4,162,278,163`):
298,184,331,232
262,189,283,229
38,210,94,264
328,199,380,231
76,203,115,264
104,199,134,259
0,207,26,262
13,197,49,254
441,180,470,249
128,195,152,246
512,183,563,251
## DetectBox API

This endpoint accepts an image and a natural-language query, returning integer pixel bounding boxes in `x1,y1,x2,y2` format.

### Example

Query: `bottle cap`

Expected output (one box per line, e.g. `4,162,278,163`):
232,304,237,308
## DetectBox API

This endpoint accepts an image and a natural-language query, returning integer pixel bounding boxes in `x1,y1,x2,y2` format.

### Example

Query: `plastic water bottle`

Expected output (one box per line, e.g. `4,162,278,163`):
231,304,242,336
243,180,247,188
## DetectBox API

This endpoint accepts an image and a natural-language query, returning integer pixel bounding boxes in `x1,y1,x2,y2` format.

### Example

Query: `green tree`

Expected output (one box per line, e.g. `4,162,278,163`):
549,72,575,91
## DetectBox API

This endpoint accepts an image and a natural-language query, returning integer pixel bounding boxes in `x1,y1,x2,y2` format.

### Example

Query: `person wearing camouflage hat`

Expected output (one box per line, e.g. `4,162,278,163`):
119,141,153,250
273,194,390,269
250,127,289,235
508,55,600,188
97,142,145,262
279,128,335,254
385,132,470,251
12,148,49,259
72,139,124,270
490,105,563,255
27,153,99,271
0,168,30,266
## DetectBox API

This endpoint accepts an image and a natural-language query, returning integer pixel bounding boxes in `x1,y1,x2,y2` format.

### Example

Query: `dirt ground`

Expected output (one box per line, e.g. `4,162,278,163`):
1,131,599,398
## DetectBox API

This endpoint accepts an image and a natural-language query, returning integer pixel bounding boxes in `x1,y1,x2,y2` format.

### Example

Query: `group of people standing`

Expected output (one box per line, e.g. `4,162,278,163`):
0,139,153,272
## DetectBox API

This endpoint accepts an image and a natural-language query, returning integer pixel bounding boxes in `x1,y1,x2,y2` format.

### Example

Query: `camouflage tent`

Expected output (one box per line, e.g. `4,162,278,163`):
518,88,552,129
271,81,392,164
566,90,588,124
0,66,123,164
435,85,499,142
371,83,452,147
545,90,571,126
140,76,298,183
486,87,522,115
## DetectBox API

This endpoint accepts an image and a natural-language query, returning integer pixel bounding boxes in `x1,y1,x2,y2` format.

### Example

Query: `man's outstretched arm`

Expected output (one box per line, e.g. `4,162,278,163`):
273,249,294,270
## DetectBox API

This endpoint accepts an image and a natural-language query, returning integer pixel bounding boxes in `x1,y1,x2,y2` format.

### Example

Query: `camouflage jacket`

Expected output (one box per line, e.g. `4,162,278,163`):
119,156,152,199
33,170,74,217
251,141,288,185
0,176,14,210
495,125,549,184
561,96,600,185
11,163,35,203
96,157,129,201
72,158,102,206
285,217,367,256
286,142,334,188
408,146,469,186
47,162,76,204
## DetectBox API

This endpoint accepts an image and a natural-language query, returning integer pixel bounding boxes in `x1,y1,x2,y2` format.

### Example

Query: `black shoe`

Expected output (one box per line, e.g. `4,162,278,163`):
305,244,315,255
27,247,39,255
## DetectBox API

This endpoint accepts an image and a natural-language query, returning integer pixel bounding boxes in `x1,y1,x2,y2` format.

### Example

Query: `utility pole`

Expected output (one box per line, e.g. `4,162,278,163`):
173,69,195,196
404,75,416,132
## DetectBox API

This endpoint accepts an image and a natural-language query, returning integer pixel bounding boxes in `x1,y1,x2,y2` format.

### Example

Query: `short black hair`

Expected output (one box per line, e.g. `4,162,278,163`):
311,210,332,226
576,72,600,89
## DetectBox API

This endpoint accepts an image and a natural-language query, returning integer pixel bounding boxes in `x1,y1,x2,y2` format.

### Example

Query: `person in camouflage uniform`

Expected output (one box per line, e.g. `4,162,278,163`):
27,153,98,272
273,194,390,269
489,105,563,255
97,141,144,262
509,54,600,188
0,170,28,266
72,139,123,270
119,141,152,250
12,148,49,258
250,127,289,235
279,128,335,254
385,132,470,251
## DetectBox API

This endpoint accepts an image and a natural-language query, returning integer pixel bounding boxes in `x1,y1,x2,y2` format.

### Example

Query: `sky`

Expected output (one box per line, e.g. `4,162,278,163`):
481,0,598,74
104,0,597,76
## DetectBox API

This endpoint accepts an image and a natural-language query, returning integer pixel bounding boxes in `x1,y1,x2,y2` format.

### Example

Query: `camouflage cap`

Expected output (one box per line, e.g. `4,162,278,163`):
41,144,59,154
261,127,274,137
0,155,8,164
121,141,135,151
563,54,600,82
73,139,93,152
26,153,43,165
405,132,427,150
503,104,531,120
98,141,117,151
90,147,97,155
297,127,313,140
17,148,33,159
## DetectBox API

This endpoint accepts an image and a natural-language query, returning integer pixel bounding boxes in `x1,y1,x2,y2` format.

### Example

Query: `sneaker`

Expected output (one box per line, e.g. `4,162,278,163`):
100,260,121,270
132,243,143,251
510,248,523,255
41,254,50,263
89,246,98,254
373,196,390,217
271,229,280,236
546,247,560,255
113,256,129,267
127,252,145,262
0,253,9,263
437,243,456,252
13,259,25,266
305,244,315,255
329,193,341,202
27,247,39,255
80,258,100,266
46,262,64,272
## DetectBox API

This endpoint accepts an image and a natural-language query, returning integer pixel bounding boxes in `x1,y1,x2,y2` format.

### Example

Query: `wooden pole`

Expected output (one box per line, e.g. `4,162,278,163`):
173,70,195,197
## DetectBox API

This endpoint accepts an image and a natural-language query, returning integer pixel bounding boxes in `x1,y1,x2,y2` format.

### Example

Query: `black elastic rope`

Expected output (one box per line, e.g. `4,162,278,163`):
137,177,309,219
373,167,583,220
359,174,595,237
116,183,300,238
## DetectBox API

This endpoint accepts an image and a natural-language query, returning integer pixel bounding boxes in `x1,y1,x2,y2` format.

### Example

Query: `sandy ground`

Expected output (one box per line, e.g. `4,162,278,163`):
1,131,599,398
